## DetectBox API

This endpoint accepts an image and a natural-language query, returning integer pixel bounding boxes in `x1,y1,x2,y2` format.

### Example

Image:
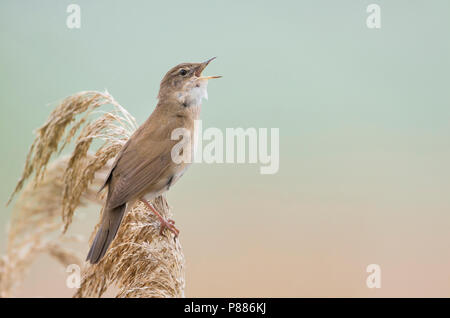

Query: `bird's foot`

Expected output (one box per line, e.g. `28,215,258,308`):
140,198,180,238
159,218,180,237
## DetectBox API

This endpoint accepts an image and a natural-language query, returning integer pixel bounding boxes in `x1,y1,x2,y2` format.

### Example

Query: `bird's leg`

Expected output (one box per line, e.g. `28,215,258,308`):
140,199,180,237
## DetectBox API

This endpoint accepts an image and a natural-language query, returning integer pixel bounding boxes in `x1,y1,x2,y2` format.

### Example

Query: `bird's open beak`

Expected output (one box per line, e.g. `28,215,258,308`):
195,57,222,79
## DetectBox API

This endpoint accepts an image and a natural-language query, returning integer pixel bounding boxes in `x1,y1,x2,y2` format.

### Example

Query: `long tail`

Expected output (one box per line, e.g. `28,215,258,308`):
86,203,126,264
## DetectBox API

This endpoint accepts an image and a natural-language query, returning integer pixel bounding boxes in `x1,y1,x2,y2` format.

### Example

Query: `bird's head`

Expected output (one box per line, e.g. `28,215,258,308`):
158,57,221,106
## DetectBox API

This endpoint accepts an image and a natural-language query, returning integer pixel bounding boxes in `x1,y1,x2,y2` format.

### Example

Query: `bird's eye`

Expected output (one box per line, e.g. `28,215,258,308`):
179,69,187,76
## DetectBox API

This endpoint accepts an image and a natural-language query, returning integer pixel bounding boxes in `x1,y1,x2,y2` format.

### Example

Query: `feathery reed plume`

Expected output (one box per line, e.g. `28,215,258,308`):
0,157,98,297
2,91,185,297
7,91,137,206
75,197,185,298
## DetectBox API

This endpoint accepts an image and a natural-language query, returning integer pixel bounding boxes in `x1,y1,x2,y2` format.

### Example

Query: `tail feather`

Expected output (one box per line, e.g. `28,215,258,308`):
86,204,126,264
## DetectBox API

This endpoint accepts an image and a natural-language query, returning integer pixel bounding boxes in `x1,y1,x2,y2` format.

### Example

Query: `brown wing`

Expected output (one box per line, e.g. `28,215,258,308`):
98,137,132,193
105,116,186,209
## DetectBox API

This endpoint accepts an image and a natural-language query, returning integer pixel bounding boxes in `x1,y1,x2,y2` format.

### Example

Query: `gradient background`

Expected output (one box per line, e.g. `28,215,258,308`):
1,0,450,297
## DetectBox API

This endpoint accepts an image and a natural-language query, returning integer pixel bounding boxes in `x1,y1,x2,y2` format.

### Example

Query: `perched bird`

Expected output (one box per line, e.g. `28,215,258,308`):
86,58,221,264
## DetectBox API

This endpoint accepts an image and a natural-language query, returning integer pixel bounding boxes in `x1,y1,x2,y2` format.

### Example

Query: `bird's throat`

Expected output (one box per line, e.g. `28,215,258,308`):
179,80,209,107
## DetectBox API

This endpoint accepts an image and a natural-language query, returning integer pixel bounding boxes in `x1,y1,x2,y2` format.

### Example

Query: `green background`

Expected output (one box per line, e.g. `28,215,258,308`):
1,0,450,296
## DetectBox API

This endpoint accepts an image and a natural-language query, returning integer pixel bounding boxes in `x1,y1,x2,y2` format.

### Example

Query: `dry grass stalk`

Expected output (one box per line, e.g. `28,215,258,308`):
2,91,185,297
75,197,185,298
0,157,92,297
7,90,137,206
7,90,137,233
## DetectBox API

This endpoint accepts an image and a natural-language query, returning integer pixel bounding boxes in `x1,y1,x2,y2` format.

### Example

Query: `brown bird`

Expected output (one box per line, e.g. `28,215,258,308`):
86,58,221,264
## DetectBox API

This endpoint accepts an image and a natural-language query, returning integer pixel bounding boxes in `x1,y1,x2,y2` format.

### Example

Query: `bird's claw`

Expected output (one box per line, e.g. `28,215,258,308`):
159,218,179,238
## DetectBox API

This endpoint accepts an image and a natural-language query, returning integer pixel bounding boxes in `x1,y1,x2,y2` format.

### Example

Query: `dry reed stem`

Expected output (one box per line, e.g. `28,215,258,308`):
1,91,185,298
0,157,92,297
7,90,137,206
75,197,185,298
